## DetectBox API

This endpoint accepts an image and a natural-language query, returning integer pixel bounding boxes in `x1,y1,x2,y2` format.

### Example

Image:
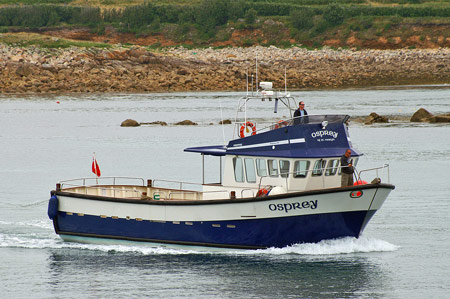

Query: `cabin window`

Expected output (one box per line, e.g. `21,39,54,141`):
256,158,267,177
325,159,339,176
233,157,244,183
294,160,310,178
279,160,290,178
268,159,279,177
244,158,257,183
312,160,327,176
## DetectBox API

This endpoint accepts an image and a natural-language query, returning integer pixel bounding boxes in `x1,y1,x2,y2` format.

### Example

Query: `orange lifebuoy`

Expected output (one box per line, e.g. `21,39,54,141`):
274,120,288,129
256,187,270,197
354,180,368,185
239,121,256,138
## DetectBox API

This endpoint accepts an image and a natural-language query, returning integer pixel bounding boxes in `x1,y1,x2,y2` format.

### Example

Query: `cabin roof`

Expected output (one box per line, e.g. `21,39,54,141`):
184,145,227,156
184,114,363,158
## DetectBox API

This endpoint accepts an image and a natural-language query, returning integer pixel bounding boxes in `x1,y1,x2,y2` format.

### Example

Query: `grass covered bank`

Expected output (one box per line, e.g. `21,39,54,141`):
0,0,449,49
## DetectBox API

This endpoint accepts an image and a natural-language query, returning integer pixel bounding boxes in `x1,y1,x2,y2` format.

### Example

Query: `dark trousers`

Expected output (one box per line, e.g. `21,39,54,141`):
341,172,354,187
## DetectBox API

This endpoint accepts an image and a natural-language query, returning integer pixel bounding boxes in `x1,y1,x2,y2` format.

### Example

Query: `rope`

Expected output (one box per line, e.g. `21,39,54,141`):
19,200,49,207
0,199,48,208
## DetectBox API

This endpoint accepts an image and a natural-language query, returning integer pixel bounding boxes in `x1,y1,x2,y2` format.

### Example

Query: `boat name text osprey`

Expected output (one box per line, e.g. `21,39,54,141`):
311,130,338,139
268,200,318,213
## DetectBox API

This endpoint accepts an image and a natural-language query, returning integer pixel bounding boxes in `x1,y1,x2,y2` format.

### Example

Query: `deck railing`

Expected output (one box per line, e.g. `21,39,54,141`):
59,176,146,188
257,164,391,191
57,164,390,200
58,176,233,200
234,114,350,137
356,164,390,184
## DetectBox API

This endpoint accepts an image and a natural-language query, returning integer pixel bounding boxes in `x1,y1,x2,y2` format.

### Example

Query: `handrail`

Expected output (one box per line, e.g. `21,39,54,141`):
59,176,145,189
257,163,333,190
152,179,203,191
357,164,390,184
257,164,390,191
233,115,351,140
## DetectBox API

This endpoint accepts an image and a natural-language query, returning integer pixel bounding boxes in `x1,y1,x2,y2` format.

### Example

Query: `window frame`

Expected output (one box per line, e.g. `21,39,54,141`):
325,159,339,176
279,160,290,178
256,158,267,177
267,159,279,177
312,159,327,176
244,158,257,183
233,157,245,183
293,160,310,178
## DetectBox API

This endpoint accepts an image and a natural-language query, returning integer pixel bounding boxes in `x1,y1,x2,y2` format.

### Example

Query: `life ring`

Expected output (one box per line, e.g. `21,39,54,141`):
239,121,256,138
256,186,272,197
274,120,288,129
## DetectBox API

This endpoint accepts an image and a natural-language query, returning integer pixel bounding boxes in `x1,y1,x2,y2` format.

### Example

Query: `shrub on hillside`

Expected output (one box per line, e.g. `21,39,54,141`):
290,9,314,30
323,3,346,26
245,8,257,25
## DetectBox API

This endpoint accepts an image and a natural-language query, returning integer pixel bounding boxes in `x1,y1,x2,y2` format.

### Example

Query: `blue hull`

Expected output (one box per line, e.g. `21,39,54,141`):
54,210,376,249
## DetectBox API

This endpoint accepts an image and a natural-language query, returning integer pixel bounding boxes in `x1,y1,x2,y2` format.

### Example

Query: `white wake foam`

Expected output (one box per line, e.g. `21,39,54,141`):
0,218,399,255
0,231,398,257
254,236,399,256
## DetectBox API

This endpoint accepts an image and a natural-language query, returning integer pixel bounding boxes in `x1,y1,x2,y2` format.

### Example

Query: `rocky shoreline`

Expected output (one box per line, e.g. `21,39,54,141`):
0,44,449,93
121,109,450,127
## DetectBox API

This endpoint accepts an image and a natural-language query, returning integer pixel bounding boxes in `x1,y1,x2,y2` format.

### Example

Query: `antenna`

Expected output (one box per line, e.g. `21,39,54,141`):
219,98,226,146
284,66,287,95
246,68,249,96
251,74,254,95
255,53,258,93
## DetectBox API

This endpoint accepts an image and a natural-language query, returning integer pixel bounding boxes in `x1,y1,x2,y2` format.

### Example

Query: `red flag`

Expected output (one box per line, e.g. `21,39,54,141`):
92,156,101,177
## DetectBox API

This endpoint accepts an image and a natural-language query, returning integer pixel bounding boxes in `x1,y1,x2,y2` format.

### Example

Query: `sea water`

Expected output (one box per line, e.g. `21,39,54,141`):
0,87,449,298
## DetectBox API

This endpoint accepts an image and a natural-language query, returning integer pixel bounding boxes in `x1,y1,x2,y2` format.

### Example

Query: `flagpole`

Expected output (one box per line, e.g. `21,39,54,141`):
93,152,100,185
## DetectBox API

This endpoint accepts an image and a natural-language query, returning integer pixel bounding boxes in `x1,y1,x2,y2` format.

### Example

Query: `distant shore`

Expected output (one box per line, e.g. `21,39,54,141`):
0,44,449,93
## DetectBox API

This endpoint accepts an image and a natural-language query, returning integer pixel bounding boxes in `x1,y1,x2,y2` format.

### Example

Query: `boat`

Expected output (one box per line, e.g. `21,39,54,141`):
47,81,395,249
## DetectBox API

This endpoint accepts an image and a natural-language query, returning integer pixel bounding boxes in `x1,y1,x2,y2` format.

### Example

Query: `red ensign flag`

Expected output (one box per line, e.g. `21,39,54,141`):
92,156,101,177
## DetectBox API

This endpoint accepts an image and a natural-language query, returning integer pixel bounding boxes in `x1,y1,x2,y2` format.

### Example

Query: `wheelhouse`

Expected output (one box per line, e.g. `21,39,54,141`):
185,91,362,200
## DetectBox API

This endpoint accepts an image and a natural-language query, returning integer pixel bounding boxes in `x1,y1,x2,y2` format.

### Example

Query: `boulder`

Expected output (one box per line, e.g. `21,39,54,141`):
410,108,433,122
121,119,140,127
41,64,56,73
364,112,389,125
175,120,198,125
138,55,152,64
429,115,450,123
177,69,188,75
140,121,168,126
127,48,146,58
219,119,232,124
15,65,33,77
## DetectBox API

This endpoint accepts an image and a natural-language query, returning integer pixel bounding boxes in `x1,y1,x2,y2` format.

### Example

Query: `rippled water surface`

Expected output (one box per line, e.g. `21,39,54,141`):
1,87,449,298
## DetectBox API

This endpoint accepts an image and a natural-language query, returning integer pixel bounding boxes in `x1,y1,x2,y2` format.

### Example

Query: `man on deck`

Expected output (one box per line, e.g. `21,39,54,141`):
293,101,308,124
340,149,354,187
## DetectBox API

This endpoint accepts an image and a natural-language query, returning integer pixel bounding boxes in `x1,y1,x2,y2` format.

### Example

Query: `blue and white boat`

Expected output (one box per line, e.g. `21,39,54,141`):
48,83,394,249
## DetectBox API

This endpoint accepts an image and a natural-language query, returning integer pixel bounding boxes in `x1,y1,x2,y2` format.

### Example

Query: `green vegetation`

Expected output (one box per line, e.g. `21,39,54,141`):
0,32,112,48
0,0,449,47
